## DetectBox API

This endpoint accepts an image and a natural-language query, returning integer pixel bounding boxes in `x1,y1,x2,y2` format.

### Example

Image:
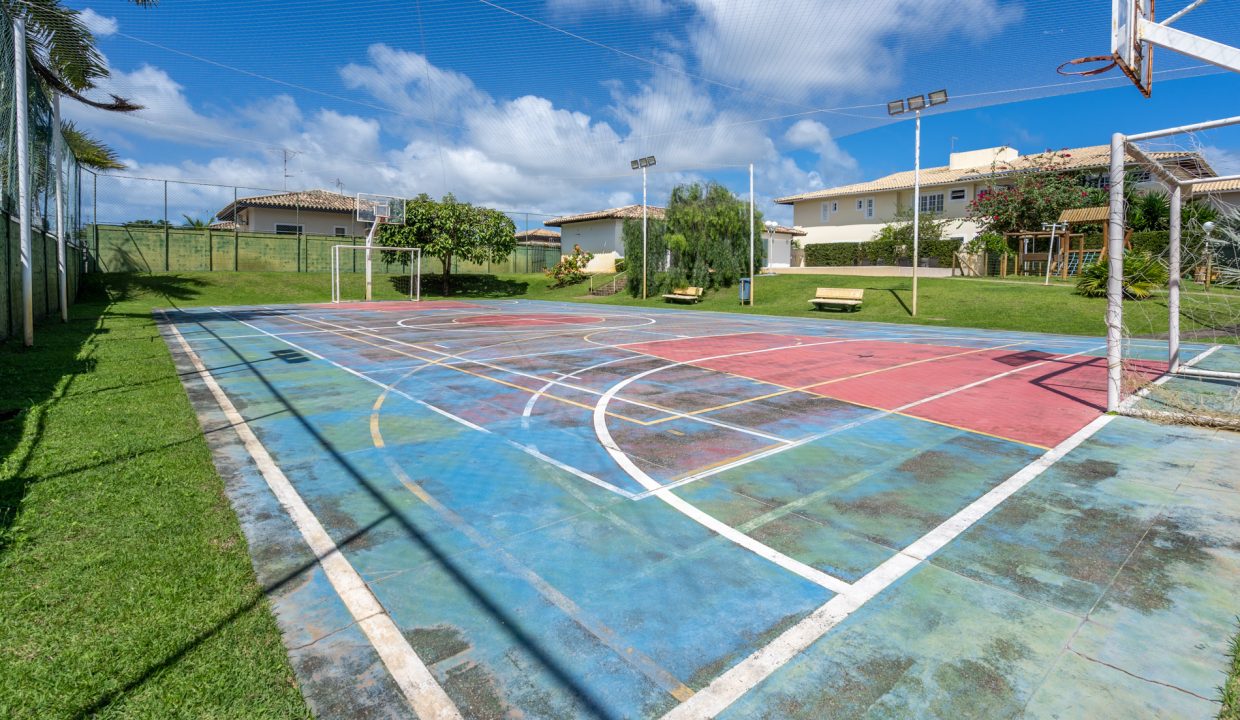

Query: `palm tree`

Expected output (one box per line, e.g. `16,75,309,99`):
4,0,156,169
181,214,208,228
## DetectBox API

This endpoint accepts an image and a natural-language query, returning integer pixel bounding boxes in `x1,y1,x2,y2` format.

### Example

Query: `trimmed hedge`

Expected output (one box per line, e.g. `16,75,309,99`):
804,238,961,268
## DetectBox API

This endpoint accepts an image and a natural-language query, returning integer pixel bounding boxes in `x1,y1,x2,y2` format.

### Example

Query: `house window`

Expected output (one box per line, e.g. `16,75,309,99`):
275,223,304,235
950,188,967,201
333,226,347,237
856,199,863,211
919,193,944,214
832,202,838,212
864,197,875,219
820,202,832,223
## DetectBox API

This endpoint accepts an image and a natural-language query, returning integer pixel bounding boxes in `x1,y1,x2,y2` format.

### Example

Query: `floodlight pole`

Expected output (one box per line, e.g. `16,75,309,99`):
912,109,921,316
1168,184,1181,372
749,162,755,306
642,165,648,300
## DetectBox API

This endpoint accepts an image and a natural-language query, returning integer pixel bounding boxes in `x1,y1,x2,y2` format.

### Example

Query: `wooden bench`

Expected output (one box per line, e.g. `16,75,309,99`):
809,287,864,312
662,286,704,303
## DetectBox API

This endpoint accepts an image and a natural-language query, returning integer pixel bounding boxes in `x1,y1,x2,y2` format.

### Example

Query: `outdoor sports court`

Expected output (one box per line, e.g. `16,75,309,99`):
159,299,1240,719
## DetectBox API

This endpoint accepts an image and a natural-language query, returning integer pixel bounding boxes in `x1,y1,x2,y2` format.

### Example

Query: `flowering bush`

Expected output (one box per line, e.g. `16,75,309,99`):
968,150,1109,235
545,244,594,287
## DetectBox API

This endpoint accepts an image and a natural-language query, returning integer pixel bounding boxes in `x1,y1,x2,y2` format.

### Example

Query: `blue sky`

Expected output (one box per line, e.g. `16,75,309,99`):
69,0,1240,225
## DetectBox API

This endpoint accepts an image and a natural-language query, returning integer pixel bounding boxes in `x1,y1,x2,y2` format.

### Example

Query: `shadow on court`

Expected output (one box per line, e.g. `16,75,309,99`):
389,273,530,299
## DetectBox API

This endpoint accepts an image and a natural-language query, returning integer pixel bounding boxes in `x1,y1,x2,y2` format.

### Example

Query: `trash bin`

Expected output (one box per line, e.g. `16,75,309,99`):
738,277,751,304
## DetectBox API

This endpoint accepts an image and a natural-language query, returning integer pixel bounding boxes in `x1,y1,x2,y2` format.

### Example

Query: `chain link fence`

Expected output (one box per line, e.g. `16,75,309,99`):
81,170,564,276
2,12,87,343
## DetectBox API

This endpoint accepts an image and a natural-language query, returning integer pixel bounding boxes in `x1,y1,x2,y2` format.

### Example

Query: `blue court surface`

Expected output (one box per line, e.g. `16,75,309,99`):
158,299,1240,719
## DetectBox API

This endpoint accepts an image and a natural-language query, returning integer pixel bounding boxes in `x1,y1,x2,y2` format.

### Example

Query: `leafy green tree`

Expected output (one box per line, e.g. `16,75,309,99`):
622,181,763,297
869,207,950,260
380,193,516,295
181,214,208,228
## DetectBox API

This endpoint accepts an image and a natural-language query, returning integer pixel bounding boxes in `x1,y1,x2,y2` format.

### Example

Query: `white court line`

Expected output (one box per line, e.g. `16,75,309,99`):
641,343,1105,497
207,307,638,499
660,411,1116,720
294,313,798,445
161,313,462,720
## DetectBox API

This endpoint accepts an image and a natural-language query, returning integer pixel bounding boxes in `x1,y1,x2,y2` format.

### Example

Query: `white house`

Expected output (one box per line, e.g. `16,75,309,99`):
765,224,807,268
544,205,666,256
215,189,365,236
775,144,1233,249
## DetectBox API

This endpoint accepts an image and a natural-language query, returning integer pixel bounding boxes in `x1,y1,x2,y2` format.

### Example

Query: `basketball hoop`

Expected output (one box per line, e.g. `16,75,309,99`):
1056,55,1119,77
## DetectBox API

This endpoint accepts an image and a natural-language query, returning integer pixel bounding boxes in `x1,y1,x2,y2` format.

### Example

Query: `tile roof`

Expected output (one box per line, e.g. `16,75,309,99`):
1191,178,1240,194
544,204,666,227
775,145,1215,204
772,224,807,236
217,189,357,220
515,228,561,240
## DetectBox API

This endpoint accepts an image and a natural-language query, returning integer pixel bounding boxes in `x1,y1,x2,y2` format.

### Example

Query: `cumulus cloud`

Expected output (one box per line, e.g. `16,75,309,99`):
688,0,1021,101
80,8,118,37
784,119,858,184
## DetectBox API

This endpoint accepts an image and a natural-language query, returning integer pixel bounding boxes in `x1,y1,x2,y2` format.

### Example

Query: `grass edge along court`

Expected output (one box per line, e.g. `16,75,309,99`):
2,271,1239,719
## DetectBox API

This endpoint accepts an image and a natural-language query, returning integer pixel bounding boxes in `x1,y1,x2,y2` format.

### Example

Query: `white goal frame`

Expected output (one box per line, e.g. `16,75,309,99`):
1106,115,1240,415
331,245,421,303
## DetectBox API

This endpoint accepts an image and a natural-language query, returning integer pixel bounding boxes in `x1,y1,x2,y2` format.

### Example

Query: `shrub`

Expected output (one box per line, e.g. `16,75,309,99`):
614,257,626,273
805,242,862,266
1075,251,1169,299
545,244,593,288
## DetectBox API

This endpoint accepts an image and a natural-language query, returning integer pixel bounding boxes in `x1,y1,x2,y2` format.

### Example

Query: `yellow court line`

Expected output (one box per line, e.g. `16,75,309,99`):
641,341,1026,427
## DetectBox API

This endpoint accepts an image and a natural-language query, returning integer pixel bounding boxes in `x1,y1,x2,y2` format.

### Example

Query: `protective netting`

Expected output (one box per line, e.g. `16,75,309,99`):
1119,132,1240,429
0,7,87,341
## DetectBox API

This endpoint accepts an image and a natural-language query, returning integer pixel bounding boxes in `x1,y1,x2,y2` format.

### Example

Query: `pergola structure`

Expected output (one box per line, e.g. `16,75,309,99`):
998,206,1129,279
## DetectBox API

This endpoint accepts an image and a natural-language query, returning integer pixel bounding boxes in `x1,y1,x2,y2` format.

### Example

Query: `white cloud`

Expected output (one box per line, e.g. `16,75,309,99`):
546,0,673,18
688,0,1020,101
784,119,858,185
80,8,118,37
1201,145,1240,176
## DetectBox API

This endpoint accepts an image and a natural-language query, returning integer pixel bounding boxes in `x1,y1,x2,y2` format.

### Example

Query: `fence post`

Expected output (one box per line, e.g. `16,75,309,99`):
92,170,98,268
233,186,239,271
14,17,34,346
53,93,67,321
163,180,169,271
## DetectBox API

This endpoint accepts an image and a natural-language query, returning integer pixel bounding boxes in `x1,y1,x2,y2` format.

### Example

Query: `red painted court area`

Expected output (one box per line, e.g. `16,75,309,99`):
626,334,1169,448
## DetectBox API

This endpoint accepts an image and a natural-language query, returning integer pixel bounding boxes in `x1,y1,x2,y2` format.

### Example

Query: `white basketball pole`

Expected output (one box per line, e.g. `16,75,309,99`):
14,17,33,346
364,222,376,302
53,92,67,322
1105,133,1127,412
1168,183,1182,372
911,109,921,317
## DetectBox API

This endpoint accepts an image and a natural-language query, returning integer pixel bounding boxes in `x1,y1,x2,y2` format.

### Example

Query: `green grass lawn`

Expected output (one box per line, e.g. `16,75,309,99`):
2,269,1237,718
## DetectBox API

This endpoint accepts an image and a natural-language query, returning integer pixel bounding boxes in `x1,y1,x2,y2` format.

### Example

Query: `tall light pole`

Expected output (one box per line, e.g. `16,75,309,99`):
1042,221,1067,286
888,89,948,317
630,155,656,299
749,162,755,306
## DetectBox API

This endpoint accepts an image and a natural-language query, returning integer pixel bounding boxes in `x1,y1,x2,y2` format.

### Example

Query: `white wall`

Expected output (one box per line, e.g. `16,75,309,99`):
558,219,624,256
243,207,363,236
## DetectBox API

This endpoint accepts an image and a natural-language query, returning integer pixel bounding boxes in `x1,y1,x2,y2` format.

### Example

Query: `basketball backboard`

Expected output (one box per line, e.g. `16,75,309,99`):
356,193,406,225
1113,0,1154,96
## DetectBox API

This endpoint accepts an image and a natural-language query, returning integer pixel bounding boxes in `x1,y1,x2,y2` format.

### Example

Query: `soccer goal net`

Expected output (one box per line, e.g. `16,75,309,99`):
1109,120,1240,429
331,245,421,304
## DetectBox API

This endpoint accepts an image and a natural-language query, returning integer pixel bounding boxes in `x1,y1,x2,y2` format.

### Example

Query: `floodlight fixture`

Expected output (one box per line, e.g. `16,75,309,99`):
907,94,927,111
764,219,778,229
928,89,949,106
887,99,906,116
645,155,656,167
630,159,640,170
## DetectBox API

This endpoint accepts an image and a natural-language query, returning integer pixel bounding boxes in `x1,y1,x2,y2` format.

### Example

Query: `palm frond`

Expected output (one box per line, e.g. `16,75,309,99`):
60,120,124,170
